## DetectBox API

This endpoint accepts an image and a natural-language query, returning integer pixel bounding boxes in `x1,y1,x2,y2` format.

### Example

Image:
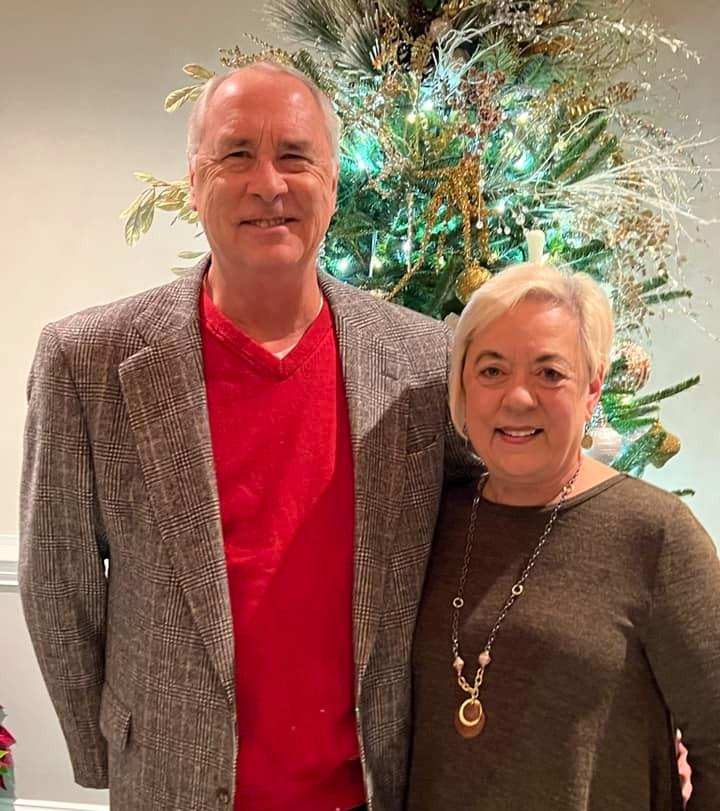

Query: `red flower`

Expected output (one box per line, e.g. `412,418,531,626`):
0,712,15,792
0,727,15,749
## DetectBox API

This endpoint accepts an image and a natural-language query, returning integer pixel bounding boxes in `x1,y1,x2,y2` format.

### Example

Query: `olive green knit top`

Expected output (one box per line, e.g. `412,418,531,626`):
408,475,720,811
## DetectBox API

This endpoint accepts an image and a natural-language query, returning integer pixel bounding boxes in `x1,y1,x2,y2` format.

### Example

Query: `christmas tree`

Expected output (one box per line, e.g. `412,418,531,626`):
122,0,717,484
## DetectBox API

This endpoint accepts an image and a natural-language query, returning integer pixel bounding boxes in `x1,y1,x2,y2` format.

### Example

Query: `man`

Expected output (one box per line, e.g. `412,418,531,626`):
19,63,472,811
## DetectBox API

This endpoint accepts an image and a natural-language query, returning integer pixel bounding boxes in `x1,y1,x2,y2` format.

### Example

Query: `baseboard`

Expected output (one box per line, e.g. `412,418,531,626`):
0,800,108,811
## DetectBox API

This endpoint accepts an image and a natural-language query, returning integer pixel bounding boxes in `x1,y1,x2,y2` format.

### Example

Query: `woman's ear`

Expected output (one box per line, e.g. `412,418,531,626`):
586,363,605,420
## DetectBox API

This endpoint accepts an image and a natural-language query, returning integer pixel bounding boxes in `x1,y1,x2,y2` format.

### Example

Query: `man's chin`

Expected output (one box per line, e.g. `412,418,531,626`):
233,247,314,275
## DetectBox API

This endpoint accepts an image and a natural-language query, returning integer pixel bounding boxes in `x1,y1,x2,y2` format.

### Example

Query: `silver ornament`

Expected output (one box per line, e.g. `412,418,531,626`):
585,425,623,464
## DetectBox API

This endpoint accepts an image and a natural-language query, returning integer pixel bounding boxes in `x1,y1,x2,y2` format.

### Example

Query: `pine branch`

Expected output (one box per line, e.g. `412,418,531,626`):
642,289,692,305
565,134,618,185
630,376,701,407
475,31,522,78
338,9,385,76
562,239,610,274
426,254,463,318
639,273,670,294
549,114,608,181
613,427,665,474
606,403,660,422
264,0,345,50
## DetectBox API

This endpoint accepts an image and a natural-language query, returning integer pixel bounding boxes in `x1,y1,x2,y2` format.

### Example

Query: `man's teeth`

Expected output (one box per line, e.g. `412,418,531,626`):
249,218,288,228
502,429,537,437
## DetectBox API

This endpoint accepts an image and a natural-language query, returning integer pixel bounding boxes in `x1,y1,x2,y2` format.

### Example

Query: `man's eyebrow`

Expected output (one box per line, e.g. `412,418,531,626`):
217,138,314,153
217,137,253,151
278,139,313,153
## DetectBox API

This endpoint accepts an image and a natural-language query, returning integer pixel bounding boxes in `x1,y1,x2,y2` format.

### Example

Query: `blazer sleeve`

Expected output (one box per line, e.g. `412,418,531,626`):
18,323,109,788
642,500,720,809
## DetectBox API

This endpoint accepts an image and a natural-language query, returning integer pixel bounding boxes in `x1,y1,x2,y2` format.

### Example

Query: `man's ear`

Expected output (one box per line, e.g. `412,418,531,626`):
188,158,198,211
331,163,339,211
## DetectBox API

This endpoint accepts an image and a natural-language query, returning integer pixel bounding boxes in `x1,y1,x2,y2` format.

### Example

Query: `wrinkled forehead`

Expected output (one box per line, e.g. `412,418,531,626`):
204,73,329,150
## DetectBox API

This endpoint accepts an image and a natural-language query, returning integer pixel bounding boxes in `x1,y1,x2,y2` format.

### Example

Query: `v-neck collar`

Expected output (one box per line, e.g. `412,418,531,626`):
200,285,333,380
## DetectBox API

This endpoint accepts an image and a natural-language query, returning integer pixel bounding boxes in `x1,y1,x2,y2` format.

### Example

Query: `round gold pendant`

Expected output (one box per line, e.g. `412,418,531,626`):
454,698,485,738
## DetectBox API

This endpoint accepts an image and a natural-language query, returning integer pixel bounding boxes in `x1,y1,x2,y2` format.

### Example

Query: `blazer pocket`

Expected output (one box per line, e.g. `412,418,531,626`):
406,433,441,457
99,683,132,752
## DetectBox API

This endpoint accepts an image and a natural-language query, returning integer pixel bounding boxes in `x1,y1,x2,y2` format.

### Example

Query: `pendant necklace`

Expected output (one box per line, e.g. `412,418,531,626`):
451,468,580,738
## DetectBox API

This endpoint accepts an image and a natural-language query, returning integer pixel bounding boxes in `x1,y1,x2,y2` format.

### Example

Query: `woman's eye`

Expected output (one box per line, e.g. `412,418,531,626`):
542,368,564,382
480,367,503,378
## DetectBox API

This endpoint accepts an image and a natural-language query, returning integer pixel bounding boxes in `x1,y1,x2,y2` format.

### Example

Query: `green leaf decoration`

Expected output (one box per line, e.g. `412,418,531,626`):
155,185,188,212
182,63,215,80
133,171,164,185
121,188,156,246
164,84,205,113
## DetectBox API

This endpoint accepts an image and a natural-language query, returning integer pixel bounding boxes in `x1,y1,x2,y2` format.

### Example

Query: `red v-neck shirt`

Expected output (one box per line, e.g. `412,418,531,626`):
199,287,365,811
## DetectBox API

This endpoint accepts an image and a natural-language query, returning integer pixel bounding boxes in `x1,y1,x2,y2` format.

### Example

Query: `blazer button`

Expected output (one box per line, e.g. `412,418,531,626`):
216,787,231,805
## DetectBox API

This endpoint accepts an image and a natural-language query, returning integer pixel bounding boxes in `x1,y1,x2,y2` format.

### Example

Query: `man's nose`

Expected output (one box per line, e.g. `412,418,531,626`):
247,159,288,202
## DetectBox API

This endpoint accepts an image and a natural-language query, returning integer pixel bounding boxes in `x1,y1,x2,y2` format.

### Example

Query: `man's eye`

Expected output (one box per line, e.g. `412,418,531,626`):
282,153,307,161
227,151,250,159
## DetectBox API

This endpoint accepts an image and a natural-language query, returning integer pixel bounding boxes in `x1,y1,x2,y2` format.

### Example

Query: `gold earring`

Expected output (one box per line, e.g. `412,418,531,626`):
581,424,593,449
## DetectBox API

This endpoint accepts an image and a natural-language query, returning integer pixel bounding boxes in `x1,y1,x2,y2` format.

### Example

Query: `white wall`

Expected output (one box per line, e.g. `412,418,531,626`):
1,0,718,805
638,2,720,529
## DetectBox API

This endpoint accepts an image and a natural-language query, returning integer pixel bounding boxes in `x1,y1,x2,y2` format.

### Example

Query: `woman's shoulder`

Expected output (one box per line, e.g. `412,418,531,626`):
597,474,692,519
575,473,714,557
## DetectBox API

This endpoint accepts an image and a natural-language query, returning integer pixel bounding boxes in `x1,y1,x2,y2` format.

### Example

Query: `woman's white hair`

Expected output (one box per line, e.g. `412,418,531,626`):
186,62,341,164
449,261,615,438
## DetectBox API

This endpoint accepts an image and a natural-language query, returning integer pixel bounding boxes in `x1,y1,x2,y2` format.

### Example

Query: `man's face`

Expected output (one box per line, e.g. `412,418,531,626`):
189,70,338,277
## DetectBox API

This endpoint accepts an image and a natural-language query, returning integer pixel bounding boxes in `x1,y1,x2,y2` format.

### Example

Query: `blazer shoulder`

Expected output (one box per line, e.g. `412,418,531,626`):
319,273,449,363
36,268,204,376
52,271,199,340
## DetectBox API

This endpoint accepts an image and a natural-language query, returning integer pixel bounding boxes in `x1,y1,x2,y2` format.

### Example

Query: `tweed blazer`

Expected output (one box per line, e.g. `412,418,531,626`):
19,264,474,811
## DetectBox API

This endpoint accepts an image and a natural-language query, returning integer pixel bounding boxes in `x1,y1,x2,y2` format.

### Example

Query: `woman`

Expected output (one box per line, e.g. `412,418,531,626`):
407,255,720,810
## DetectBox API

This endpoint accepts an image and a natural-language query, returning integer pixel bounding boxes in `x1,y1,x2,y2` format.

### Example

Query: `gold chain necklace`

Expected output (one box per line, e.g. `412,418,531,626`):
450,468,580,738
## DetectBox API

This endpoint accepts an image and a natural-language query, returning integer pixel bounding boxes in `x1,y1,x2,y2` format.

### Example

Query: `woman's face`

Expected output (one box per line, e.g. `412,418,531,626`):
462,297,603,501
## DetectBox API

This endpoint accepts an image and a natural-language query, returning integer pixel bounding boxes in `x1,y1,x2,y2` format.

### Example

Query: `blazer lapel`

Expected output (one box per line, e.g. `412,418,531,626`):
118,267,235,709
320,275,410,691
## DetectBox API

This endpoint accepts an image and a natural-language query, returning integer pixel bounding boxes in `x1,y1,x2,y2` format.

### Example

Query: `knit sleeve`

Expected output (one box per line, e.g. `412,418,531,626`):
643,499,720,810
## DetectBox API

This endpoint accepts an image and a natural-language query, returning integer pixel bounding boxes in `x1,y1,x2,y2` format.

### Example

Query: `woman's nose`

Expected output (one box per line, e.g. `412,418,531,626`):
503,380,537,410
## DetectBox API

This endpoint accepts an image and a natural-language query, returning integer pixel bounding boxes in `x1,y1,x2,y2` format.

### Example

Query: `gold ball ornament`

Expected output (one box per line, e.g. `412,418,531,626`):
440,0,467,15
451,48,471,65
429,18,452,39
612,341,651,393
650,432,681,468
455,264,492,304
533,1,553,25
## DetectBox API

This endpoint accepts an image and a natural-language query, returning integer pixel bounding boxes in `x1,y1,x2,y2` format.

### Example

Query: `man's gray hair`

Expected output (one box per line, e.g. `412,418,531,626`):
186,62,341,164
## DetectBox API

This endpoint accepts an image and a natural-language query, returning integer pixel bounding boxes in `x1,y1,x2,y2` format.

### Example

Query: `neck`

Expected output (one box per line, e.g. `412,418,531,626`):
205,260,323,351
483,456,584,507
